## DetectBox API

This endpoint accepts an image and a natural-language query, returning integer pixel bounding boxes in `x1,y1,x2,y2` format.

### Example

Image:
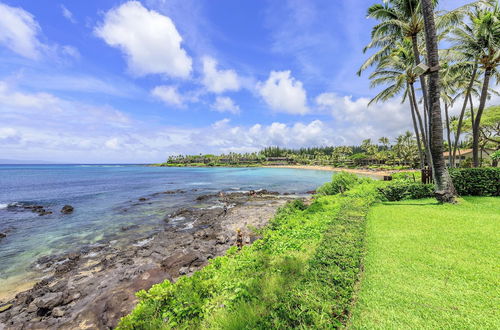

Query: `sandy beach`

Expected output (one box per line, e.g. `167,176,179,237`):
263,165,403,178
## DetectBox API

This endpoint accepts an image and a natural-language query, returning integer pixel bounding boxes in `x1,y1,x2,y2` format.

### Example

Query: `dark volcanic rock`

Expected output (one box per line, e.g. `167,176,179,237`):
32,292,63,309
0,189,300,330
61,205,74,214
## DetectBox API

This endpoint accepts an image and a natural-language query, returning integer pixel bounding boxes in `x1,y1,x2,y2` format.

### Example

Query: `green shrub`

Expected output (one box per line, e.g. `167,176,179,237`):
391,171,421,182
377,182,434,201
317,171,371,195
449,168,500,196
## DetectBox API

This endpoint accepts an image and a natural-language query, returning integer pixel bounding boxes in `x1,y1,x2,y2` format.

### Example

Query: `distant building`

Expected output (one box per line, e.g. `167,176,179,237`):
443,148,495,167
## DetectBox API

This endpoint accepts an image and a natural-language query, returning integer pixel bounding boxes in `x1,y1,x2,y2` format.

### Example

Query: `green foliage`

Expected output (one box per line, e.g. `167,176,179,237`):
377,182,435,201
491,150,500,161
449,168,500,196
317,171,372,196
118,184,379,329
391,171,421,182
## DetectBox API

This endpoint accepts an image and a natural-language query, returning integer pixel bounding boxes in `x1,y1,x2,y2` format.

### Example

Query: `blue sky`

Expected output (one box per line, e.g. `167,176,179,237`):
0,0,474,163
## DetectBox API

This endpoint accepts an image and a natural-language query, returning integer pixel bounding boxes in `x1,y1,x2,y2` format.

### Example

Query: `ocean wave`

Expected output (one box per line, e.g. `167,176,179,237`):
0,203,8,209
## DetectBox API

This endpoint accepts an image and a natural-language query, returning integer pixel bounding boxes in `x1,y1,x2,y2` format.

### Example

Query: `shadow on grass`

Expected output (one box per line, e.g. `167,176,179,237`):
380,201,440,206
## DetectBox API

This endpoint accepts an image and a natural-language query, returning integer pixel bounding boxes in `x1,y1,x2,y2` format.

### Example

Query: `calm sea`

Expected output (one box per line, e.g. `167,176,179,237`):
0,165,332,290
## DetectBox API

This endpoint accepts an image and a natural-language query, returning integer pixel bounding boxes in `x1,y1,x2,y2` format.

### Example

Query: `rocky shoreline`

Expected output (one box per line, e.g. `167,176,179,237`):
0,190,301,329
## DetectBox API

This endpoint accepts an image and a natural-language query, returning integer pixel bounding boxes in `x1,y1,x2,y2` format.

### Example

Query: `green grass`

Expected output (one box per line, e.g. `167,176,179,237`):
349,197,500,329
118,184,379,329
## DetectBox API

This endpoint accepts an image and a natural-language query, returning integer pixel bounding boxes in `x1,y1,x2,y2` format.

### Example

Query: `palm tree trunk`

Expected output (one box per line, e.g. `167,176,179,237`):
411,35,431,148
444,102,452,167
420,0,456,203
469,94,475,129
473,67,492,167
410,83,431,165
408,83,425,168
452,61,478,167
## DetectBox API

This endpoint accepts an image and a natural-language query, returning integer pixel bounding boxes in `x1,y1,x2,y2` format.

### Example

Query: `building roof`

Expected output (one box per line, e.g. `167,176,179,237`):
443,149,472,157
443,148,495,157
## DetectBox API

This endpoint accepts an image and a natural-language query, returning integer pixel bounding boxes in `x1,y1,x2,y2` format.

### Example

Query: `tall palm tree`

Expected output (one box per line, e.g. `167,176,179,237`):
369,40,427,167
420,0,456,202
449,3,500,166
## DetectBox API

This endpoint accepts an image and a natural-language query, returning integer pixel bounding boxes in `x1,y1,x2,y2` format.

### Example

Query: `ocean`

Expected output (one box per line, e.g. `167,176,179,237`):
0,165,333,293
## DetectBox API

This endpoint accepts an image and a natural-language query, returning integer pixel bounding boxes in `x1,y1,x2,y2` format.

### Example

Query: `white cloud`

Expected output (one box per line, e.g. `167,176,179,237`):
0,80,342,162
202,56,240,93
212,118,231,129
257,71,309,115
0,3,79,62
151,85,183,106
0,3,42,59
61,5,76,24
95,1,192,78
316,92,412,142
211,96,240,114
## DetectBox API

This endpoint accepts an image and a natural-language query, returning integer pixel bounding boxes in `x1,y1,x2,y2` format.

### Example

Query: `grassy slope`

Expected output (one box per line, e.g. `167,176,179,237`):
118,184,378,329
349,197,500,329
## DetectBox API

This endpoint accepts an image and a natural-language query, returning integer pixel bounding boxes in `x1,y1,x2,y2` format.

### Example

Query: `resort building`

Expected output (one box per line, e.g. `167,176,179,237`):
443,148,496,167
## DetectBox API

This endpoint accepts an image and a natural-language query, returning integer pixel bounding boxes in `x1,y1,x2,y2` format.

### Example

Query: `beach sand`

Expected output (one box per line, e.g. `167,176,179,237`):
263,165,402,178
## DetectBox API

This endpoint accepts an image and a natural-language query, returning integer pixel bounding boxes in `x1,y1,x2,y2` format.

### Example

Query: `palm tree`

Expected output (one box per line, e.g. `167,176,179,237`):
420,0,456,202
449,3,500,166
369,40,427,167
378,136,390,149
360,0,442,141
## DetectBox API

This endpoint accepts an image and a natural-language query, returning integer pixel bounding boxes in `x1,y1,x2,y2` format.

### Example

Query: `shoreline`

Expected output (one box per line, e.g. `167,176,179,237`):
152,164,414,178
0,189,300,329
265,165,402,178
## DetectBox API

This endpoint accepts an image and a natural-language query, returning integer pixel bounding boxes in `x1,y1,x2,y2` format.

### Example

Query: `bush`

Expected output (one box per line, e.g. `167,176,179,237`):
377,182,434,201
391,171,421,182
317,171,371,195
449,168,500,196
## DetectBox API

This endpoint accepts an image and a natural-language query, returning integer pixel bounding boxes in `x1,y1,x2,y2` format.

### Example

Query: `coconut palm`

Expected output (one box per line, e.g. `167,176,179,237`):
369,40,427,167
420,0,456,202
449,3,500,166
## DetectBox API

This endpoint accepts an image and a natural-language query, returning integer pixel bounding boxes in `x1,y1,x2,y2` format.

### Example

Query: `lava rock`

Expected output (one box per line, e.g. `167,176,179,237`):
52,307,65,318
61,205,74,214
32,292,63,309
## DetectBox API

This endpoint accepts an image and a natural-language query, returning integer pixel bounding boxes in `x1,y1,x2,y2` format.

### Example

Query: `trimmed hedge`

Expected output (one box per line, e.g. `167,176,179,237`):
449,168,500,197
377,182,435,201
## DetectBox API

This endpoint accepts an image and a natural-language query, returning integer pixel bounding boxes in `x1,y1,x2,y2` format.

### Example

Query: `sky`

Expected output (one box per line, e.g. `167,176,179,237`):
0,0,480,163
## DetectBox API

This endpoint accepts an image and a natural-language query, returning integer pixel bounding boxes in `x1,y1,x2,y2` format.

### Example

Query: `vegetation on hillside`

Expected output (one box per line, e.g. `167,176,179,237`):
119,177,380,329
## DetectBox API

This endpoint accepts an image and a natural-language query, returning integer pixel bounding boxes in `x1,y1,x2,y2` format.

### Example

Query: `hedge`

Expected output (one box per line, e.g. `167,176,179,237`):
449,168,500,197
377,182,435,201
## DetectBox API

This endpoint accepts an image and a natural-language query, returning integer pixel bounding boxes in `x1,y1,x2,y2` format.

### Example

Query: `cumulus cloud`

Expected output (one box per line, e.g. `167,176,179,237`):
211,96,240,114
257,71,309,115
0,3,42,59
0,80,345,162
95,1,192,78
201,56,240,93
316,92,412,142
151,85,183,106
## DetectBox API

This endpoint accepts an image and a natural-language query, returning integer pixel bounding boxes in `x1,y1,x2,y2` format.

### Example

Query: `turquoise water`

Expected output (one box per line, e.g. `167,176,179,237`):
0,165,333,286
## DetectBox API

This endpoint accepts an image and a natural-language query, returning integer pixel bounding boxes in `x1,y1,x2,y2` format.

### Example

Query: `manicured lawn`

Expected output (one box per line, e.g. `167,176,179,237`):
349,197,500,329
